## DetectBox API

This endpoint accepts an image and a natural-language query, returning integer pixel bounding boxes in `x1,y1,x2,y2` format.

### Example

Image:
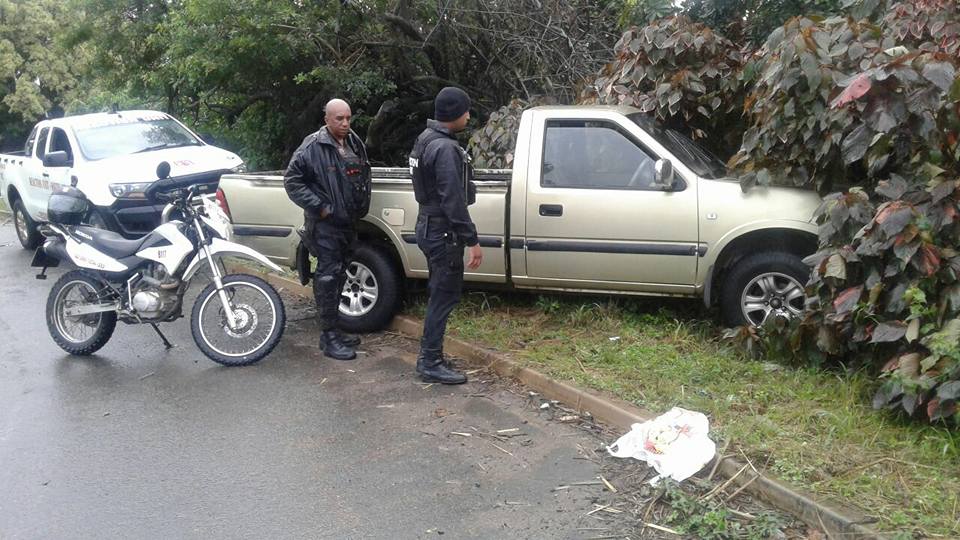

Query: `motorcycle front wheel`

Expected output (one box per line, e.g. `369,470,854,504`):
46,270,117,355
190,274,286,366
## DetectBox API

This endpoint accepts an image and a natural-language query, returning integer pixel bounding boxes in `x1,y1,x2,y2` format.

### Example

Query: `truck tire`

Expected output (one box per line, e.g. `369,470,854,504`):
338,244,402,333
720,251,809,327
12,198,41,250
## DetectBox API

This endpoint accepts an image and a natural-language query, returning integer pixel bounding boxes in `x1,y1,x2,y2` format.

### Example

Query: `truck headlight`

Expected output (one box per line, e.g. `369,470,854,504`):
109,182,152,199
230,163,247,173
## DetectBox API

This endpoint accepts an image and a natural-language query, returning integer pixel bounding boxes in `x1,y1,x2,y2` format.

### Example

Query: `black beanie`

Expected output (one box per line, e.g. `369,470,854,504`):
434,87,471,122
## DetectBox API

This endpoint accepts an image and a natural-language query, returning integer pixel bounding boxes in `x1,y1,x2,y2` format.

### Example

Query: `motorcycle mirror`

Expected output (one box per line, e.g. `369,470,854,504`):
156,161,171,180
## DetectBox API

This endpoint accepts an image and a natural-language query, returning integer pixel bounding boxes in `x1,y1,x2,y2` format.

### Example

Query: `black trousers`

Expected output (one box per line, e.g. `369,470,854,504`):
415,214,464,352
305,218,356,331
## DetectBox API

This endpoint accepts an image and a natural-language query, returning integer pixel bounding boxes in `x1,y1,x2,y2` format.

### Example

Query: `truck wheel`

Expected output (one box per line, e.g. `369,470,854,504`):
338,244,402,333
720,252,809,327
12,199,41,250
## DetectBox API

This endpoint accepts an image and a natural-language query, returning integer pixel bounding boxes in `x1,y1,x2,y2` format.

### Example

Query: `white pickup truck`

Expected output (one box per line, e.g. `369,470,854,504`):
0,110,245,246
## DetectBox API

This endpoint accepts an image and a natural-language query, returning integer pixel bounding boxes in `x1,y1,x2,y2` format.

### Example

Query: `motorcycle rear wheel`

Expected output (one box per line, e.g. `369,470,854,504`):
46,270,117,355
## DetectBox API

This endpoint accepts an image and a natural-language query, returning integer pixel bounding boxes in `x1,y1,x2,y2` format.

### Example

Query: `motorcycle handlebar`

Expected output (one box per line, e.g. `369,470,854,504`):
144,170,226,204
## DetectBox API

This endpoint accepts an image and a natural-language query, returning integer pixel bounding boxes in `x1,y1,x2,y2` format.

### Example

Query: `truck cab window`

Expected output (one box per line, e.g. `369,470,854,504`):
35,128,50,160
50,128,74,163
24,127,38,157
541,119,657,190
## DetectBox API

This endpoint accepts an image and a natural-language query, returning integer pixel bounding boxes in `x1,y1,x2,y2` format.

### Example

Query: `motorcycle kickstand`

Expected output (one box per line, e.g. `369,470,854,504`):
150,323,174,350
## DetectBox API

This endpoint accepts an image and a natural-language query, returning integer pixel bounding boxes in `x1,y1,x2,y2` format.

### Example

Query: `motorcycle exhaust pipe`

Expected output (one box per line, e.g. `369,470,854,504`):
43,238,68,262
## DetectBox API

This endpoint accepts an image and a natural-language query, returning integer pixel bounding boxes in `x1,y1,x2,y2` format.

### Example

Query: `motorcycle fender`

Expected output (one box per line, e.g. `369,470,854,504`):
182,238,282,280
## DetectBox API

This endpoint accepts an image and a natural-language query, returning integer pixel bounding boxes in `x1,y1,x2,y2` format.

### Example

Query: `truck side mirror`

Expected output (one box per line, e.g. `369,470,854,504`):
654,159,676,190
43,151,70,168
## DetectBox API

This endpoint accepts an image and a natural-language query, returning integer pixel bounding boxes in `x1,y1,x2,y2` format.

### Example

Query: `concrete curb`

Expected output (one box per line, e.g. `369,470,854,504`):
238,265,884,539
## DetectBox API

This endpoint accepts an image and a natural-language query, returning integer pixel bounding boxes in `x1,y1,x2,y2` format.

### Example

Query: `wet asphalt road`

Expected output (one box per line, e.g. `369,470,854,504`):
0,220,612,540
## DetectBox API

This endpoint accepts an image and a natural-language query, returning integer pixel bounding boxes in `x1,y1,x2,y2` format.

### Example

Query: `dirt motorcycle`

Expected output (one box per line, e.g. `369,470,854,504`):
31,162,286,366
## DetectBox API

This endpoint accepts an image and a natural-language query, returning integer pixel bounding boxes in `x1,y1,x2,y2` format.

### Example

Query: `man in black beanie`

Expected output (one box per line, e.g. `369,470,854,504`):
408,86,482,384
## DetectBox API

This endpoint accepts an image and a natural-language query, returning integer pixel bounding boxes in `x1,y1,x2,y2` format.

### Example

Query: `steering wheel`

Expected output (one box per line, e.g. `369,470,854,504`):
627,158,655,188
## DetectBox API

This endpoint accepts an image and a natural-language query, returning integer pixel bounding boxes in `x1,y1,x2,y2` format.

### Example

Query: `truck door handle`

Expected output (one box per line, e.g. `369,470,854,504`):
539,204,563,217
42,173,50,177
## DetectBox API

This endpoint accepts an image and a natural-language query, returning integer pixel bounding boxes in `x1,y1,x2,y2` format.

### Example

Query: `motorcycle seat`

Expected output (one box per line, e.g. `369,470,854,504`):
75,226,150,259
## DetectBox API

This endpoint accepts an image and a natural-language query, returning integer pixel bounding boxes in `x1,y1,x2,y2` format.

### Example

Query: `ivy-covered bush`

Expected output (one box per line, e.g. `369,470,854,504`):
580,15,747,158
730,9,958,193
731,1,960,422
467,97,556,169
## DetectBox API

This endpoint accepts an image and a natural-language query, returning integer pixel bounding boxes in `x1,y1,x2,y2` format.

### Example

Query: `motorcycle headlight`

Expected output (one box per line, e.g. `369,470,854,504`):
109,182,152,199
230,162,247,173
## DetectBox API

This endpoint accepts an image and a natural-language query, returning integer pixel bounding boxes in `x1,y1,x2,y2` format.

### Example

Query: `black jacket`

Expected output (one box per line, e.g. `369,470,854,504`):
409,120,478,246
284,127,372,226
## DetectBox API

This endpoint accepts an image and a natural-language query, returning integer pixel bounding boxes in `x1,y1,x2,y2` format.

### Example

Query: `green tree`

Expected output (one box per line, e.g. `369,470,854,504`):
0,0,84,148
581,15,747,159
683,0,843,45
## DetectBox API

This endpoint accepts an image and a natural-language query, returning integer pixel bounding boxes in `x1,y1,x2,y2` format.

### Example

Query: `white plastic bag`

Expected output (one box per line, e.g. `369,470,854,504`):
607,407,716,485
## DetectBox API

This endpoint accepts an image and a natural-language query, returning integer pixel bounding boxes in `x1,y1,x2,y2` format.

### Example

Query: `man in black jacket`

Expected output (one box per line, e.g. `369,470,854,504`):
409,87,483,384
284,98,372,360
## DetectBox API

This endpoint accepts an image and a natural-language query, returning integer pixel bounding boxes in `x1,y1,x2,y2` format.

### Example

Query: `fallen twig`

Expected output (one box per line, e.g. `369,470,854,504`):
727,508,756,520
586,504,611,516
817,512,835,540
723,472,760,504
840,456,940,477
644,522,681,535
700,464,748,501
706,439,730,482
490,442,514,456
599,475,618,493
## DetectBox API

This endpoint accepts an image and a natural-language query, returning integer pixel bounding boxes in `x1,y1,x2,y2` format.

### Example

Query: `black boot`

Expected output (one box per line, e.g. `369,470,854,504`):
336,330,361,348
416,349,467,385
321,330,356,360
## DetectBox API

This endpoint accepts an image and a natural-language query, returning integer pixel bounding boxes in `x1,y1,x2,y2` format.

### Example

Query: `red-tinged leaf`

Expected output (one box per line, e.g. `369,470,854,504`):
882,355,901,372
833,285,863,314
871,321,908,343
875,202,898,224
898,352,920,376
879,207,914,236
927,398,941,420
894,225,919,246
831,73,872,108
943,204,958,224
918,244,941,277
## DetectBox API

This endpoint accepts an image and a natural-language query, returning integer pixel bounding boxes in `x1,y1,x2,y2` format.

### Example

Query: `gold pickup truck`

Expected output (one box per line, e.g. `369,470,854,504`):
217,105,821,332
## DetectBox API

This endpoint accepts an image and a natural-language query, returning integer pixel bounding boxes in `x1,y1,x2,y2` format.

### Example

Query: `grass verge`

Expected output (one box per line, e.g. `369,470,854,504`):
405,291,960,537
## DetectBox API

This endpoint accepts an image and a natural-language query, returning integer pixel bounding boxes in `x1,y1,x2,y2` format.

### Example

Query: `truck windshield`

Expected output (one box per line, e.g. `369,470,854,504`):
628,113,727,179
73,119,202,161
